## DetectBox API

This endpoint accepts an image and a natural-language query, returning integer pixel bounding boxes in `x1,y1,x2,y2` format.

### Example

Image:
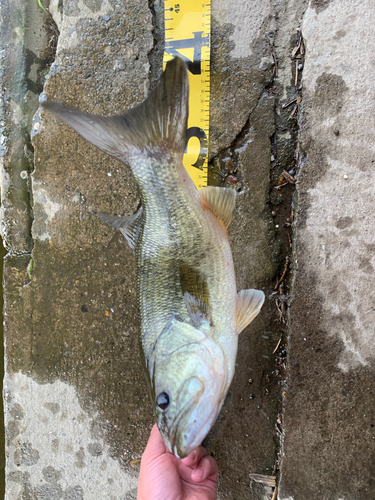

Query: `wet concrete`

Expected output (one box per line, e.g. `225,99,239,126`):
2,0,374,499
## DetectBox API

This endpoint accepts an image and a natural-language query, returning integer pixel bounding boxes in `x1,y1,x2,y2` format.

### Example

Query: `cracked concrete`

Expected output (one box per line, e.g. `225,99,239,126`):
1,0,374,499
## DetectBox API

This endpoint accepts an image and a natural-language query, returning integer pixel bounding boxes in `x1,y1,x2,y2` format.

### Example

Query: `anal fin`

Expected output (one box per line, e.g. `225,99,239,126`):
98,207,142,251
200,186,236,228
235,289,265,335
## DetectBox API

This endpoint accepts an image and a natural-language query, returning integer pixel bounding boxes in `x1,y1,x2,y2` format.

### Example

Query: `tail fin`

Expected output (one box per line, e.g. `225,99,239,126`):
43,58,189,163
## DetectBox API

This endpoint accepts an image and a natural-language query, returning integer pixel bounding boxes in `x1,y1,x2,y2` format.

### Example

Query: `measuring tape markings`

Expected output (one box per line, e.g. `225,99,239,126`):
164,1,211,190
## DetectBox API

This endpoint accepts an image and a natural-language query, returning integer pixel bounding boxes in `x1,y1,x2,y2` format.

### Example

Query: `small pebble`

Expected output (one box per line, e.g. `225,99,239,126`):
343,174,348,179
275,224,279,228
272,211,276,217
249,394,255,399
34,122,40,131
226,175,238,184
271,154,275,162
108,173,112,177
20,170,28,179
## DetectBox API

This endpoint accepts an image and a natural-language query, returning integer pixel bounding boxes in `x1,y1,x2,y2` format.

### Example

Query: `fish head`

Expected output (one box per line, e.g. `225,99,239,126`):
149,316,227,458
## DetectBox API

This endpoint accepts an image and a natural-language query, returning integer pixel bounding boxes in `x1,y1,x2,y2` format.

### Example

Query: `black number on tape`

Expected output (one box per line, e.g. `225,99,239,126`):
165,32,209,75
185,127,208,170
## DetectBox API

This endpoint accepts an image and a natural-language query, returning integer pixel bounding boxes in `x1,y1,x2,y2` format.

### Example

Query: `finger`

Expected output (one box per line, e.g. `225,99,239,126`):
142,424,167,462
191,455,218,483
181,445,208,468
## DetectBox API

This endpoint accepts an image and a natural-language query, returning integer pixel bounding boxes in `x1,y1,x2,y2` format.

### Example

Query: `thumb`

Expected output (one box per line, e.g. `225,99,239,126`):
142,424,168,462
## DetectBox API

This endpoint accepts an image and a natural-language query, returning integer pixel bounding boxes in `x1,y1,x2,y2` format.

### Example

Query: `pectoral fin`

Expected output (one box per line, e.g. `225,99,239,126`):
98,207,142,251
180,263,212,327
235,289,265,335
200,186,236,228
183,292,211,327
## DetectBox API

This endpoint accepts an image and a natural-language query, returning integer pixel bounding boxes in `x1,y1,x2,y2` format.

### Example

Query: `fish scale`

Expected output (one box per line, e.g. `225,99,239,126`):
136,159,235,358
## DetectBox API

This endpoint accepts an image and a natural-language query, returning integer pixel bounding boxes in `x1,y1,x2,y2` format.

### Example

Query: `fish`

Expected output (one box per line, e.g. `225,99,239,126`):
43,57,265,458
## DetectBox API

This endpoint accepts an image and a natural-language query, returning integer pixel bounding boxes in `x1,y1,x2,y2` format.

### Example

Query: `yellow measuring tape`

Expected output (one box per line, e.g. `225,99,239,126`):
163,0,211,190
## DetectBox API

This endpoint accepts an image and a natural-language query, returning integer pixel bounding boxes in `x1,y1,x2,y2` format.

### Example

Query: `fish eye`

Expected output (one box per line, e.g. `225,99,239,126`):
156,392,170,410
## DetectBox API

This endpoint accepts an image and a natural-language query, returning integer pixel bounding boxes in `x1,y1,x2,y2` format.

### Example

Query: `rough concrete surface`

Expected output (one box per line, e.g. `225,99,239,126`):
1,0,374,499
279,1,375,499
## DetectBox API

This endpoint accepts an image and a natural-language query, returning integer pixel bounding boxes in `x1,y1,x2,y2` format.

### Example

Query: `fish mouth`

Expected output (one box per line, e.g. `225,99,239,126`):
163,377,204,458
173,398,223,458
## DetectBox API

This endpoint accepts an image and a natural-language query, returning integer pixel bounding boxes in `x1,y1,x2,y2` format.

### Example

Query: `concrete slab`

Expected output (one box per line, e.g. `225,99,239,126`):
279,1,375,498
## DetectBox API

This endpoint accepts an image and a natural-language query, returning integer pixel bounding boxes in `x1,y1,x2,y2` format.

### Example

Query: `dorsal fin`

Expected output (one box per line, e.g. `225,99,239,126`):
98,207,142,251
42,57,189,164
200,186,236,228
235,289,265,335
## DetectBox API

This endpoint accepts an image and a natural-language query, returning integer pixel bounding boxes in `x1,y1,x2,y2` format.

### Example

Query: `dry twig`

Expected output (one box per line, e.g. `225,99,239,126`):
273,337,282,354
274,257,291,291
249,474,277,488
130,459,141,469
289,105,298,120
282,97,298,109
281,170,296,184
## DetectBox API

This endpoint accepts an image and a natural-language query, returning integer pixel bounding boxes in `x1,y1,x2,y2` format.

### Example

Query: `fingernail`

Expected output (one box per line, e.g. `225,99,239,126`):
193,467,204,481
190,451,197,462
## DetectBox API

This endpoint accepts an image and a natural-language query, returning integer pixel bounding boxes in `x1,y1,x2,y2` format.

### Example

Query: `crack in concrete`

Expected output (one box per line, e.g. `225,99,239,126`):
208,89,271,188
147,0,165,90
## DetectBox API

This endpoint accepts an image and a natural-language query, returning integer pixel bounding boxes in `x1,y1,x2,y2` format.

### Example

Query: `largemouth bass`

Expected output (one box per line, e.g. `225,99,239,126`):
43,58,265,458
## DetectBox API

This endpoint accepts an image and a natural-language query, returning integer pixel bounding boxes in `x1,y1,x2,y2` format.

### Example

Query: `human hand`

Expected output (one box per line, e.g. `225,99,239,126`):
137,424,218,500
